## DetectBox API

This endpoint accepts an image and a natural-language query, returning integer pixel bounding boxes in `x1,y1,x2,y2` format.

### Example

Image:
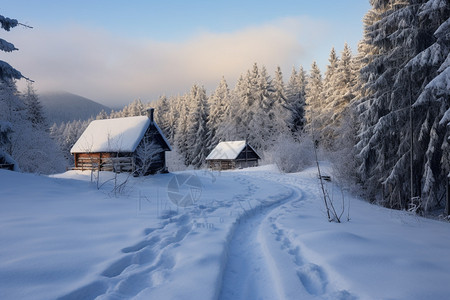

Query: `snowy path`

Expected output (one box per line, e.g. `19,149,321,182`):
219,170,358,300
218,187,301,300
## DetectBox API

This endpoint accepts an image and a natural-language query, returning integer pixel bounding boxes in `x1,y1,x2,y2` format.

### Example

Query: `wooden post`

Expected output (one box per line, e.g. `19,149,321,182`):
409,74,414,209
446,176,450,216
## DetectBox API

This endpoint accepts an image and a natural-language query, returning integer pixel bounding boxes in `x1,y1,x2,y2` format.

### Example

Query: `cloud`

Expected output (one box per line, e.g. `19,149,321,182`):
8,17,329,107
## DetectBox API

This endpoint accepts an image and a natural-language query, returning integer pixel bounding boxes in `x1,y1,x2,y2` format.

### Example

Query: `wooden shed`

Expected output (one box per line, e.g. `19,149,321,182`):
206,140,260,171
70,108,171,175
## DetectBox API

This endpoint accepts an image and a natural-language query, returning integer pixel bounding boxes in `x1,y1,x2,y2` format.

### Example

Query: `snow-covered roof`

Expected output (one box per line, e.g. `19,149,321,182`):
71,116,171,153
206,140,250,160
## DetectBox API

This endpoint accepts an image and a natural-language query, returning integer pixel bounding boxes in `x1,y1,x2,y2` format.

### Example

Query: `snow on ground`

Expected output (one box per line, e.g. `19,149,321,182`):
1,165,450,300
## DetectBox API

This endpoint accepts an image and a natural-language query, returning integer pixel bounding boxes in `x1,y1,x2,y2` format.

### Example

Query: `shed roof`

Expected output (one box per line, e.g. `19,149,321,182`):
71,116,171,153
206,140,259,160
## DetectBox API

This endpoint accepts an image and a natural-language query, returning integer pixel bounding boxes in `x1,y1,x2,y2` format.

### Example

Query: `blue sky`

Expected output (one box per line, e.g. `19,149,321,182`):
3,0,370,106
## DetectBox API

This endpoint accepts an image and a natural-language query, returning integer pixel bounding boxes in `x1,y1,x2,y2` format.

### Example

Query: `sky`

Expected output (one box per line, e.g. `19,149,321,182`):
3,0,371,107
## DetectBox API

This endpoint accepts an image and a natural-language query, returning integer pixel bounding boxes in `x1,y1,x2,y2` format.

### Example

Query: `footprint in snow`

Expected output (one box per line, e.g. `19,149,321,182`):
121,235,161,253
57,280,107,300
296,263,328,296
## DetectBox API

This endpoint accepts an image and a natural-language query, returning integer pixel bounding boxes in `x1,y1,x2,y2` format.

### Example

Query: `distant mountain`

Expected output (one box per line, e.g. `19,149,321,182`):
39,91,112,124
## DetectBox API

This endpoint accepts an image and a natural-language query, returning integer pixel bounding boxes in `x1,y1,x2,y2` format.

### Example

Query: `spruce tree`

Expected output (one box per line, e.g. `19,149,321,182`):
305,61,323,142
0,15,28,81
320,48,340,148
174,95,189,165
354,0,449,210
271,66,290,138
207,77,230,152
186,85,209,168
323,43,356,149
24,82,46,128
285,66,306,135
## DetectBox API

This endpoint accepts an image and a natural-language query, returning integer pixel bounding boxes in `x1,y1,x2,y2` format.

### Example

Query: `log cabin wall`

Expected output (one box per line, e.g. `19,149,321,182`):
74,152,134,172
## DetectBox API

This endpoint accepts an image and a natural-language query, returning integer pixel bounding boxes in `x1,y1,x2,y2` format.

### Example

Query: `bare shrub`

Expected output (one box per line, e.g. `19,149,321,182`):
265,134,315,173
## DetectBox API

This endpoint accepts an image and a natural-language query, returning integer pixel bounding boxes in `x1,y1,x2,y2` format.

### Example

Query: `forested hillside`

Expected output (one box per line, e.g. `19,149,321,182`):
40,91,112,124
1,0,449,215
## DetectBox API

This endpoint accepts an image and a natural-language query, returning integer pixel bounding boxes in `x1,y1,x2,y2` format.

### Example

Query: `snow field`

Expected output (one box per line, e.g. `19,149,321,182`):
0,168,292,299
239,166,450,300
2,164,450,300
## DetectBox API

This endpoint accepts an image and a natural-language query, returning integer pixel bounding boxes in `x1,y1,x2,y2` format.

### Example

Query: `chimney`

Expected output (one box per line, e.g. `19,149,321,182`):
147,108,154,123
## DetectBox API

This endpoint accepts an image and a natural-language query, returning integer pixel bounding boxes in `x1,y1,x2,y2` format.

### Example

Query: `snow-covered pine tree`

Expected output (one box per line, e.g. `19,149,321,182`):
355,0,421,206
95,109,108,120
271,66,291,138
166,95,181,143
239,64,260,144
127,99,145,116
355,0,449,210
186,84,209,168
408,0,450,211
0,16,25,170
285,66,307,135
0,15,28,81
174,95,189,166
0,80,21,157
207,77,230,152
51,119,90,166
227,73,250,141
320,48,340,148
0,80,66,173
321,48,339,107
305,61,323,142
24,82,46,128
248,65,275,151
330,44,363,188
153,95,171,137
323,43,356,149
0,78,22,124
215,79,239,143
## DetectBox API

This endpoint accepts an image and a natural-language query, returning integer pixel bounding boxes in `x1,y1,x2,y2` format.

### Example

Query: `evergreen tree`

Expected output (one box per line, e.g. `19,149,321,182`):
166,95,181,143
228,73,249,140
173,95,190,166
271,66,290,138
239,64,260,142
305,61,323,142
323,43,356,149
185,84,209,167
354,0,450,210
285,66,307,135
23,82,46,128
0,15,28,81
0,80,21,156
408,0,450,210
154,95,171,136
126,99,145,116
321,47,339,112
95,109,108,120
207,77,230,152
216,79,238,143
248,65,274,151
320,48,340,147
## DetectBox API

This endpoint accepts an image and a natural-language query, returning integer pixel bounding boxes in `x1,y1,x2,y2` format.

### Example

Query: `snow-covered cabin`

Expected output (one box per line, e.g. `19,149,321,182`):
206,140,260,170
70,108,171,175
